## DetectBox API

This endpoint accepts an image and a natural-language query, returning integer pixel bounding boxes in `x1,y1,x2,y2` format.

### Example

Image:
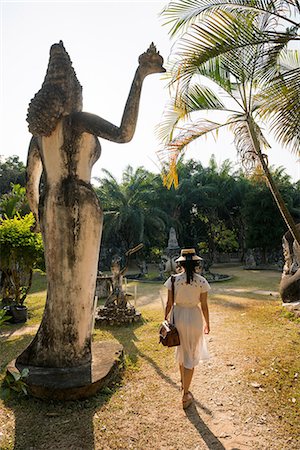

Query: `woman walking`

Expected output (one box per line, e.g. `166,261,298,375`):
164,248,210,409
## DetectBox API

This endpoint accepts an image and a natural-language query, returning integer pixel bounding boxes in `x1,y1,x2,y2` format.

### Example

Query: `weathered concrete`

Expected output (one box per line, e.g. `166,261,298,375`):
12,341,123,400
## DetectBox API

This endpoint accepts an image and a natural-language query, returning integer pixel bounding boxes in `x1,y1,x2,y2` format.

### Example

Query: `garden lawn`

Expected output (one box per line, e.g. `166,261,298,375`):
0,265,299,449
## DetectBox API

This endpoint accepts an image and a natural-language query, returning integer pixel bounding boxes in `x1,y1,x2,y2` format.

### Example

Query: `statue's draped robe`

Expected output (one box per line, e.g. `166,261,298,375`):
17,119,102,367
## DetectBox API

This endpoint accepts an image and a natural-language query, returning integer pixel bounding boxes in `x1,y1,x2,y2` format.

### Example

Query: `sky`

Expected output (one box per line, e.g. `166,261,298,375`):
0,0,299,183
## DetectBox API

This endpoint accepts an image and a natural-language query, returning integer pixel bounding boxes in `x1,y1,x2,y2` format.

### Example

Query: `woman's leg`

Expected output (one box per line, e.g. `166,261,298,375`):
182,366,194,408
182,367,194,394
179,364,184,389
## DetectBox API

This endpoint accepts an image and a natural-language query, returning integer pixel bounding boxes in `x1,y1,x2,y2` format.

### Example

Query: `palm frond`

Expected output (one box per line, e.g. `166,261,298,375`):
158,119,227,188
278,48,300,71
161,0,298,37
258,66,300,155
156,97,189,144
156,82,226,144
167,11,274,85
167,9,298,90
228,113,270,172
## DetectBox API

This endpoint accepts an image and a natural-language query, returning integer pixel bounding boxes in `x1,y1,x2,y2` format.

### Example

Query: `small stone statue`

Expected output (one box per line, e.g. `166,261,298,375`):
104,243,143,308
245,250,256,269
105,255,127,308
16,41,165,369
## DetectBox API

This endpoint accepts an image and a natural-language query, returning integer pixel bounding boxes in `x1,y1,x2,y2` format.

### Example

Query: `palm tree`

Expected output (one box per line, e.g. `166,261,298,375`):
94,166,168,251
158,0,300,245
161,0,300,152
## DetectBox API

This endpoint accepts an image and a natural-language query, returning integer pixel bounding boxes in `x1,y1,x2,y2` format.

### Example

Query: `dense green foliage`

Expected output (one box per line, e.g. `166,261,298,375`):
0,213,44,304
0,184,29,218
94,159,299,267
1,156,298,271
94,167,169,266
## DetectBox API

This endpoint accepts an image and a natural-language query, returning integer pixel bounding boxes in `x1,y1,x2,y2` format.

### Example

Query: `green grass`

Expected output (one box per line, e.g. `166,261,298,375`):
237,304,300,435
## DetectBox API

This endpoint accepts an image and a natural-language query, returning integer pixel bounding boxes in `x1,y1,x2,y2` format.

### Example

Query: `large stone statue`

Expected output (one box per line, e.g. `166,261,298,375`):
16,41,165,387
280,224,300,304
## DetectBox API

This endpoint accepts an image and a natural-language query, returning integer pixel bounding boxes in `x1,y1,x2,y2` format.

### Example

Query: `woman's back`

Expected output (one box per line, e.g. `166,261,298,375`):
167,272,210,307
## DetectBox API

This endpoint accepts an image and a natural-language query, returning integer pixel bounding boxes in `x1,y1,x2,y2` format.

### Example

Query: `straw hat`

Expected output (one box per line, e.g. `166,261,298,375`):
176,248,202,262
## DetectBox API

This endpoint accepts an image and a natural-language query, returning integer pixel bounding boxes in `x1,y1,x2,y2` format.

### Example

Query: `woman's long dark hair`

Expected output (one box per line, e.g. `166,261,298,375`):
180,258,198,284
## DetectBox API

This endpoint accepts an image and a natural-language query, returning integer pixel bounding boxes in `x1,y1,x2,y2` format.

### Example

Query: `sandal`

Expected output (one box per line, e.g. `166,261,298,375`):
182,391,193,409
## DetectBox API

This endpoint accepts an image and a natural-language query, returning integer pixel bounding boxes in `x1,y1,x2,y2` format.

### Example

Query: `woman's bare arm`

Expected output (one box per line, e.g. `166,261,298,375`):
164,290,173,320
200,292,210,334
26,137,43,230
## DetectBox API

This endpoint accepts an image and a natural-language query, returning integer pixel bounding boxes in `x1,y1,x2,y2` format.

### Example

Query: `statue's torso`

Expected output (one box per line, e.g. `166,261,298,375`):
40,119,101,186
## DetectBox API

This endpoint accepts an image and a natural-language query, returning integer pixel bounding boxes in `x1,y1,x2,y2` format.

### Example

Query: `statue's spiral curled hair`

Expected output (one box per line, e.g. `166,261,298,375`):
27,41,82,136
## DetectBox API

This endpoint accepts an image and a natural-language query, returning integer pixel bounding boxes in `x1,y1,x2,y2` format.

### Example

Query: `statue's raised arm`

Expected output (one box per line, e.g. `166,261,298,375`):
71,43,165,142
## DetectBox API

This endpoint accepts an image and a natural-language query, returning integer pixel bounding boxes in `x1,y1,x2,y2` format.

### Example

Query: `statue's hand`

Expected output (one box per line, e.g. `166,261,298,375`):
138,43,166,77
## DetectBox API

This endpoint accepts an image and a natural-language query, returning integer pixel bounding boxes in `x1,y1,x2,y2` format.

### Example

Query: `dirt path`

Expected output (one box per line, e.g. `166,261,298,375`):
97,277,298,449
103,301,288,450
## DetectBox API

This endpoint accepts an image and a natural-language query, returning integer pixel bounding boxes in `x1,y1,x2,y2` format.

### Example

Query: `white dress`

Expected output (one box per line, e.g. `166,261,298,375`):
164,272,210,369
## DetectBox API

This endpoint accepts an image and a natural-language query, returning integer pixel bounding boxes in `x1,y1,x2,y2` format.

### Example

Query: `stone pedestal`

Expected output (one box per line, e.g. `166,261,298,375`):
95,305,142,326
9,341,123,401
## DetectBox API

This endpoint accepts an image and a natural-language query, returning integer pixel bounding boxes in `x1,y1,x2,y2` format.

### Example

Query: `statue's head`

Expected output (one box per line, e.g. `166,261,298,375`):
27,41,83,136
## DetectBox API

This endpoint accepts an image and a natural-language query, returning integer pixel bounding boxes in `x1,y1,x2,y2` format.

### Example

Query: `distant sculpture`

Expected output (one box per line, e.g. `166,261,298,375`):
17,41,165,370
245,250,256,269
280,224,300,303
105,243,143,308
167,227,180,250
162,254,179,274
161,227,180,274
105,255,127,308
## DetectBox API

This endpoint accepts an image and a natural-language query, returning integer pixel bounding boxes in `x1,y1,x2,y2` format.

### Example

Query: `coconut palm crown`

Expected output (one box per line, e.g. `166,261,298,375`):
158,0,300,244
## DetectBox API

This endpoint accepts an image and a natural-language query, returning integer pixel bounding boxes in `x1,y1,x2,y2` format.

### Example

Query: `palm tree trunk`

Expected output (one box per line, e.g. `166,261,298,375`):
246,117,300,246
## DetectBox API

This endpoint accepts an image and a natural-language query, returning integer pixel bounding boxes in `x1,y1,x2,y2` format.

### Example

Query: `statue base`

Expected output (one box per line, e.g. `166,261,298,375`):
95,305,142,326
9,340,123,401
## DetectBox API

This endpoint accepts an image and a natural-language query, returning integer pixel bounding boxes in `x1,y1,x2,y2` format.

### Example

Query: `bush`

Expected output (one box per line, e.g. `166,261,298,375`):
0,213,44,305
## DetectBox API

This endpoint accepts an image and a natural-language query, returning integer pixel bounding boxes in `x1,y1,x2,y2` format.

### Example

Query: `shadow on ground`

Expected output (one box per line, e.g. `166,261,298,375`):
185,403,226,450
4,377,120,450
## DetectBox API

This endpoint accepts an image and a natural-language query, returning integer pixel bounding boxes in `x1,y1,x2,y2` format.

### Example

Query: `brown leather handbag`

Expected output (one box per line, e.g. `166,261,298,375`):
159,276,180,347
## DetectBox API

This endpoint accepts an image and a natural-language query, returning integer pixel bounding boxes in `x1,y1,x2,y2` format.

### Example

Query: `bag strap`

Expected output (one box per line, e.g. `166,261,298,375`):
170,275,175,324
171,275,175,304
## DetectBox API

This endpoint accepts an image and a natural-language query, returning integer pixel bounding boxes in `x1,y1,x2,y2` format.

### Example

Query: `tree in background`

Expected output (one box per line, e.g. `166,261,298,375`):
0,184,29,218
242,168,291,263
0,156,26,196
92,160,298,266
178,156,242,263
94,166,169,267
